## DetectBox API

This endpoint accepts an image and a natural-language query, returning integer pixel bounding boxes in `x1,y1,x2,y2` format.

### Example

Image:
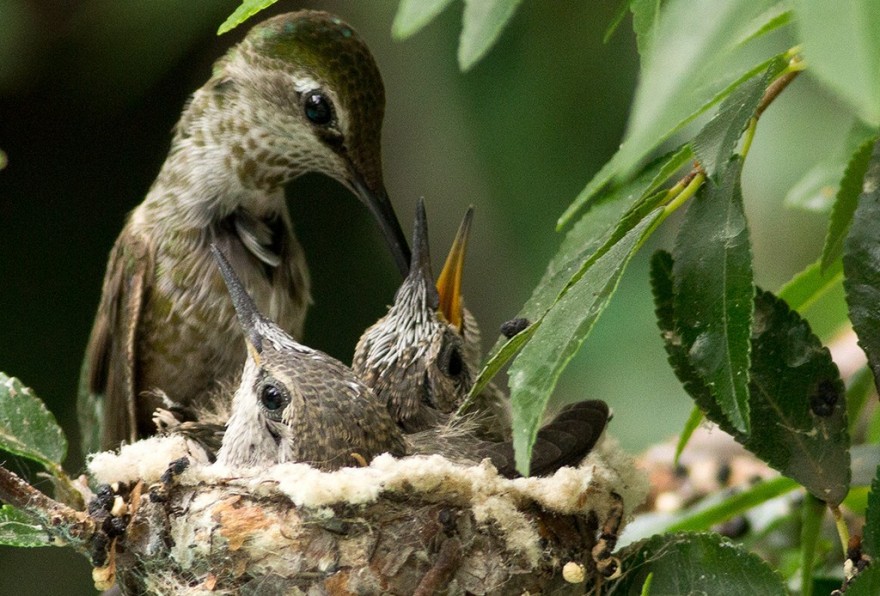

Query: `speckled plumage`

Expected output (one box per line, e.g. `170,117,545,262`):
79,10,410,453
211,247,406,470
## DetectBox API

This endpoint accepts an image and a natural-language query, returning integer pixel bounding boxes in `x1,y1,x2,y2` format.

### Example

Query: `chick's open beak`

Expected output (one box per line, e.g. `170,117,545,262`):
436,207,474,331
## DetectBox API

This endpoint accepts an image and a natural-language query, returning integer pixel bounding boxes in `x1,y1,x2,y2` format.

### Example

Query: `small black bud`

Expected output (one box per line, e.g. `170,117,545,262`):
438,508,456,534
102,515,129,538
161,457,190,485
500,317,530,339
90,532,110,567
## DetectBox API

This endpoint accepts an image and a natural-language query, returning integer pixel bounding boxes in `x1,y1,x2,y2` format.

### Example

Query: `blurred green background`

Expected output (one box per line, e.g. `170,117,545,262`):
0,1,849,592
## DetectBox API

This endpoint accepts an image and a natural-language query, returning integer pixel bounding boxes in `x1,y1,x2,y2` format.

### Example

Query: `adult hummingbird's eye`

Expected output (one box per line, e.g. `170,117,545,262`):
259,382,288,413
304,92,333,125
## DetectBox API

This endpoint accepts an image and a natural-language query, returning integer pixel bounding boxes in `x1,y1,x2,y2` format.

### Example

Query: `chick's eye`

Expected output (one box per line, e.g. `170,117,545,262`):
304,92,333,125
260,383,287,412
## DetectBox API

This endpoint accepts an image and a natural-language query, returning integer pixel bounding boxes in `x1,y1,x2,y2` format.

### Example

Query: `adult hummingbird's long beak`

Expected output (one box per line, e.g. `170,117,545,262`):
352,178,412,278
436,206,473,331
211,245,265,361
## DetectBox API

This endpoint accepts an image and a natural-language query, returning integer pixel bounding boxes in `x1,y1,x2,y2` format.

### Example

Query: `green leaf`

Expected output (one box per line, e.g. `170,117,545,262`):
619,0,782,179
0,373,67,470
846,565,880,596
528,147,690,323
672,156,754,433
630,0,663,57
779,258,843,313
864,465,880,557
557,142,692,233
608,532,786,595
843,138,880,390
793,0,880,125
603,0,634,44
509,209,663,474
559,52,787,228
217,0,279,35
392,0,456,39
0,148,7,170
847,366,875,435
735,289,851,503
674,406,703,466
467,321,537,405
0,505,50,547
652,253,851,505
800,494,825,596
692,69,768,180
738,6,792,46
478,147,691,388
785,121,877,212
664,476,799,534
822,138,877,271
458,0,523,71
785,161,846,212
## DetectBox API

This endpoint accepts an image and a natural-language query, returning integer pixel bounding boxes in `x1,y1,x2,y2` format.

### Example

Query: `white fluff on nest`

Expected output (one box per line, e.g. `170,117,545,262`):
88,434,647,563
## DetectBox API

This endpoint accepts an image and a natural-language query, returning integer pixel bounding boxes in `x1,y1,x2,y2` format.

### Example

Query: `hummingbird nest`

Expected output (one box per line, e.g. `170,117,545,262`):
86,435,647,594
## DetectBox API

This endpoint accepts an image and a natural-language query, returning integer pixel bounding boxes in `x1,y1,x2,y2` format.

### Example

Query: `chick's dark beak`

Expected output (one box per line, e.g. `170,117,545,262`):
406,198,440,310
210,244,265,362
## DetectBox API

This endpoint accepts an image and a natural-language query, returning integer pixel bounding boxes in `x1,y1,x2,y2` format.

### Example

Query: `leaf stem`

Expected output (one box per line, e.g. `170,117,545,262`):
756,56,804,119
830,503,850,555
800,494,826,596
661,171,705,219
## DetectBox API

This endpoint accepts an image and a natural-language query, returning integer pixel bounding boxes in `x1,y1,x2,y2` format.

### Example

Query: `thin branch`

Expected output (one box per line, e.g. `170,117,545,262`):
756,64,802,119
0,464,94,550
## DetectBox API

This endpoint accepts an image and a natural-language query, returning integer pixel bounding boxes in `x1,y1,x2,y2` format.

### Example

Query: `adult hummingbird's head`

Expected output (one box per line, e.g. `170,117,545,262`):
193,11,409,274
354,199,476,432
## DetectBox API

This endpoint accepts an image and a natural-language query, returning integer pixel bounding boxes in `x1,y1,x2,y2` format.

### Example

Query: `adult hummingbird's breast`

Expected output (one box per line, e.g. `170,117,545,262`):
134,221,308,437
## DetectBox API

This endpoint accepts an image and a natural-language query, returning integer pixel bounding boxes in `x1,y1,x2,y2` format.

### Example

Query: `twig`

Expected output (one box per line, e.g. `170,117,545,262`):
756,63,802,119
0,464,94,550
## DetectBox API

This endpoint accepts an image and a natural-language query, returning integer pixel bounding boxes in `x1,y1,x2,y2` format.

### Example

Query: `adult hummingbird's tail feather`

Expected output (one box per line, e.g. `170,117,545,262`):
483,400,610,478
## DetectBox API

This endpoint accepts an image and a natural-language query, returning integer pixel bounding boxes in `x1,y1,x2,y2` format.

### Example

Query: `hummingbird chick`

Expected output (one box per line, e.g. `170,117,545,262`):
354,199,611,477
354,198,508,436
211,246,406,470
80,11,411,453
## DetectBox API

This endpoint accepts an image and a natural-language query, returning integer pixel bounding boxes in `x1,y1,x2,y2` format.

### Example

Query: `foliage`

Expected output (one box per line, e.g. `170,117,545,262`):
0,505,50,548
0,374,78,546
609,532,787,595
0,0,878,591
374,0,880,590
0,373,67,473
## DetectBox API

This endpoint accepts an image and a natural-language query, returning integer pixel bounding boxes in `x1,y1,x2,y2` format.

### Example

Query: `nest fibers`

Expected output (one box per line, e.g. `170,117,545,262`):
88,435,647,594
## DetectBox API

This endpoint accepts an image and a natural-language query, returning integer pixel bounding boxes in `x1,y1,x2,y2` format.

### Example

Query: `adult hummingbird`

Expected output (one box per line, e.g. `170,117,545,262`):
353,199,611,476
79,11,411,453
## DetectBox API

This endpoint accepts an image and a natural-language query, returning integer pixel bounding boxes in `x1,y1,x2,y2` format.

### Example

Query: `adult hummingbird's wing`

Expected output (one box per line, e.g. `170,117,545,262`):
78,229,153,453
